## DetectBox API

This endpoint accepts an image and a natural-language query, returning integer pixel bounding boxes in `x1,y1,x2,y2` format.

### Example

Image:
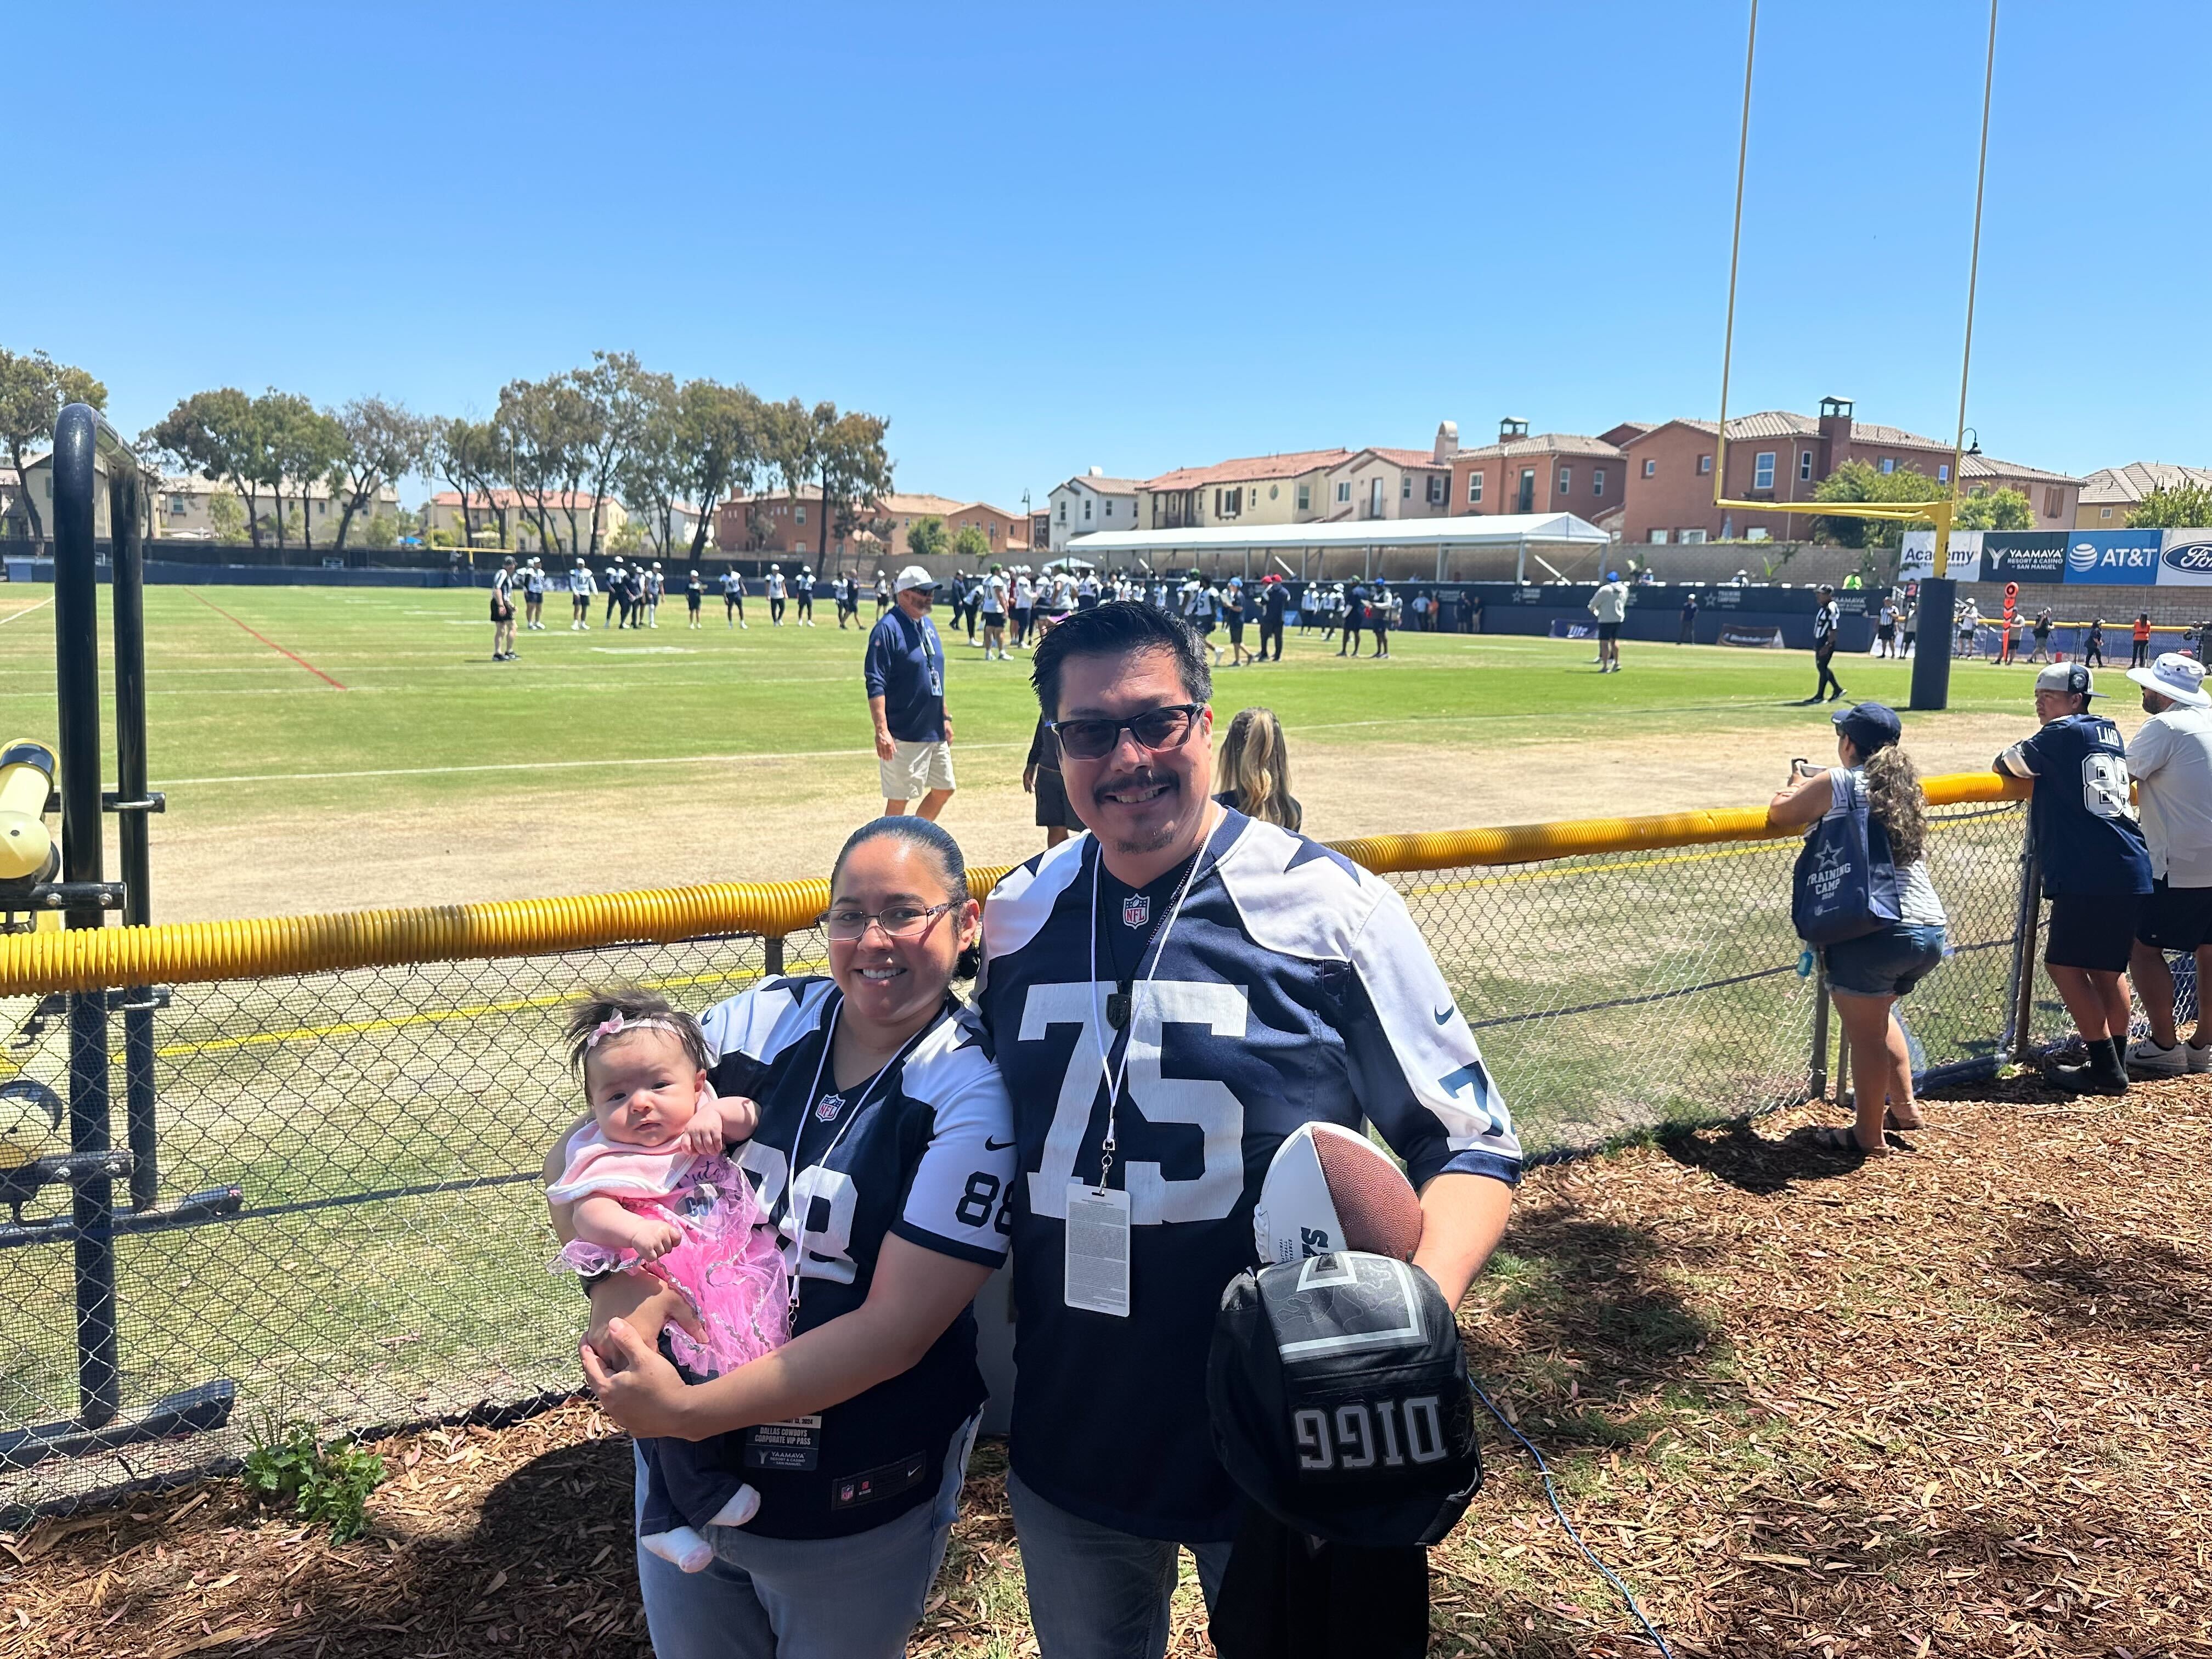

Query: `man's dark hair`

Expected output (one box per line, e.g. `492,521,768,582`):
1030,601,1212,719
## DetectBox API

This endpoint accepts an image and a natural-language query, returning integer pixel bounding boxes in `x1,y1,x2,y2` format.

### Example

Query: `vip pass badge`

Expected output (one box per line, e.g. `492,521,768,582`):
1065,839,1207,1319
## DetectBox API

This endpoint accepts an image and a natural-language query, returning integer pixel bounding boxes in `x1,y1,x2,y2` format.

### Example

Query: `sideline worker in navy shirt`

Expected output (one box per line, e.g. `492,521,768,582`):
1996,662,2153,1096
976,602,1520,1659
865,565,956,821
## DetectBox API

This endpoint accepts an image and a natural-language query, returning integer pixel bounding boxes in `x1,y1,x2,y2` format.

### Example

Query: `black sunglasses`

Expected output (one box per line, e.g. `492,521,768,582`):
1047,703,1206,762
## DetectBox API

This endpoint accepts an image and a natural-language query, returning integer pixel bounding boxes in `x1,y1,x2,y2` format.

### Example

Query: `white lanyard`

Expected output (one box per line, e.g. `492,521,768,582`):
1085,826,1210,1192
786,995,934,1310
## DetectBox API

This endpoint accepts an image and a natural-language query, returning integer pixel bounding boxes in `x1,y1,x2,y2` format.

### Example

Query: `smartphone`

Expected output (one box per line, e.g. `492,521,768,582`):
1791,758,1820,778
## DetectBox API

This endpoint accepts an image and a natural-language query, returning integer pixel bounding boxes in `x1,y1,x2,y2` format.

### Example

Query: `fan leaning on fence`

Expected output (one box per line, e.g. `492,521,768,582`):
1770,701,1950,1158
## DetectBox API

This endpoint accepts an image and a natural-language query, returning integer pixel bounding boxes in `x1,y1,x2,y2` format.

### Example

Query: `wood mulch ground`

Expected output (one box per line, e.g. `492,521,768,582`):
3,1074,2207,1658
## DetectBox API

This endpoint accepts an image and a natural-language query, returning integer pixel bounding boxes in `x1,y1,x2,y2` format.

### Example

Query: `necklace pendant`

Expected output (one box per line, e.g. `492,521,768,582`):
815,1092,845,1121
1106,991,1130,1030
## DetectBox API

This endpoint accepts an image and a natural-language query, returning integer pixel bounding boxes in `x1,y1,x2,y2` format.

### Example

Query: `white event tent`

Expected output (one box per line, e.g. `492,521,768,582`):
1065,511,1610,583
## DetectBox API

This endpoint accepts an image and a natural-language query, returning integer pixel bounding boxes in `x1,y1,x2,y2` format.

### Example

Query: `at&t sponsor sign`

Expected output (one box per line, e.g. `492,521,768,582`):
2160,531,2212,586
2062,529,2162,585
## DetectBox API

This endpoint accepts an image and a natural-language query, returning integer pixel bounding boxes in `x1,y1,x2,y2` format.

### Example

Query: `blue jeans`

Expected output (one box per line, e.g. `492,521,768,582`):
1824,923,1947,998
634,1415,978,1659
1007,1470,1234,1659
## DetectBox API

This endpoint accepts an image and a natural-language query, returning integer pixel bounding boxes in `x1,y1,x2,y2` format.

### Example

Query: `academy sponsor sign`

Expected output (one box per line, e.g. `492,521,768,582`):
2062,529,2162,585
1898,529,1983,583
2158,531,2212,586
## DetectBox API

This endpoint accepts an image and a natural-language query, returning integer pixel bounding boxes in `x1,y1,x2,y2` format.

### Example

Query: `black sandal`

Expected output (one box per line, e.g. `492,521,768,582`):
1809,1125,1883,1156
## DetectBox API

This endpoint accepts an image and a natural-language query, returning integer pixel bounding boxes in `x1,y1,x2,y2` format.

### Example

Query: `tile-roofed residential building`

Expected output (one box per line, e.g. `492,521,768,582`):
1447,418,1628,526
714,490,1028,567
424,488,626,553
1320,426,1465,522
1047,469,1142,551
1139,447,1352,531
1617,397,2083,545
2074,461,2212,528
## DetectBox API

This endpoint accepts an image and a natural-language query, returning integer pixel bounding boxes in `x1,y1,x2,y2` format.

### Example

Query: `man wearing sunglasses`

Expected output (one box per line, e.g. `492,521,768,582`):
866,565,957,820
974,602,1521,1659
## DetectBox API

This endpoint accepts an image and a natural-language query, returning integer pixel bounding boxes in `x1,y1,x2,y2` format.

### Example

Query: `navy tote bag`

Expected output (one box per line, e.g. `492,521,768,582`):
1792,769,1903,946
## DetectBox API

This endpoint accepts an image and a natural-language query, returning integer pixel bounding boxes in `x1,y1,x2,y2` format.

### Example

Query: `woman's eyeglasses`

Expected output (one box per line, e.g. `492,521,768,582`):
1047,703,1205,763
820,900,958,942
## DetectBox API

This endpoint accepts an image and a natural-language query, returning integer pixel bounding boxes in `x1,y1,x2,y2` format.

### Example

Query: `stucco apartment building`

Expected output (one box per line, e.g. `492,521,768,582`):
2075,461,2212,528
1139,448,1352,531
1319,426,1459,521
1047,470,1141,551
1446,419,1628,528
1617,398,2081,544
3,454,400,543
715,491,1029,565
424,490,629,552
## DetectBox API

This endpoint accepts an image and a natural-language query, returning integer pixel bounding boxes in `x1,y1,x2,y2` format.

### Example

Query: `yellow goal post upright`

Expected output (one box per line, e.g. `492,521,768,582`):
1710,0,2001,710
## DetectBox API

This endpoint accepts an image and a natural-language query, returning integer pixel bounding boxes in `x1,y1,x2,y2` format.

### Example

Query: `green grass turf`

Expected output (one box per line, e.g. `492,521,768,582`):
0,584,2040,1502
0,584,2032,829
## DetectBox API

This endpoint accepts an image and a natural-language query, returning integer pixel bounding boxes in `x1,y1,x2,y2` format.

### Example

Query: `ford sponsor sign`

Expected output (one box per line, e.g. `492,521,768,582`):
2161,533,2212,585
2063,530,2162,585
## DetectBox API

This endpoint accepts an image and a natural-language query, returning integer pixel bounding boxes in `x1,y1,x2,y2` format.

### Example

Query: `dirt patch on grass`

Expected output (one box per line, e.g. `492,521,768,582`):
142,711,2036,922
6,1071,2207,1657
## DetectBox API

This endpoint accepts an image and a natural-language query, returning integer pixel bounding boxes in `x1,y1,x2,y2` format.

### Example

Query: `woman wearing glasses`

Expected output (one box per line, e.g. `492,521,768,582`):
556,816,1014,1659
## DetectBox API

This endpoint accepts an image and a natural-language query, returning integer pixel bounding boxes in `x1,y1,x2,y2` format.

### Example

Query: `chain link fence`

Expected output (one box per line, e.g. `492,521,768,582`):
0,800,2047,1516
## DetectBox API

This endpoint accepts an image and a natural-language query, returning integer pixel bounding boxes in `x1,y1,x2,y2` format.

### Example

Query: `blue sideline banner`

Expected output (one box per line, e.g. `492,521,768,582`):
2063,530,2162,585
1980,533,2068,583
2157,529,2212,585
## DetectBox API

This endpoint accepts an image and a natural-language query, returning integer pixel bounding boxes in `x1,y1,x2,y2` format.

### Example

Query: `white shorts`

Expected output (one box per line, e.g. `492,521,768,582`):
880,740,955,801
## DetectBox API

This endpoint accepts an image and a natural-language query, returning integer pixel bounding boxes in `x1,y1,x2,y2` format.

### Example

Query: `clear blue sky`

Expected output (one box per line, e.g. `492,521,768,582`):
15,1,2207,509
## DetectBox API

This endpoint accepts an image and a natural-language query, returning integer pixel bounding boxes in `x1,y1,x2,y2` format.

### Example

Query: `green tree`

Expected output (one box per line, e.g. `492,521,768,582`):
206,490,246,541
1955,487,2032,531
0,347,107,552
431,417,509,547
670,379,765,560
949,523,990,564
358,512,398,549
612,371,686,554
331,397,432,552
1810,460,1946,550
147,388,273,549
906,516,947,560
816,409,894,567
2128,482,2212,529
497,375,598,554
258,392,347,550
574,351,658,555
608,516,647,554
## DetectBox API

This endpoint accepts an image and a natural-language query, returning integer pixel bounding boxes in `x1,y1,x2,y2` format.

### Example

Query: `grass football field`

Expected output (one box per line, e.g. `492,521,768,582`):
0,582,2063,1507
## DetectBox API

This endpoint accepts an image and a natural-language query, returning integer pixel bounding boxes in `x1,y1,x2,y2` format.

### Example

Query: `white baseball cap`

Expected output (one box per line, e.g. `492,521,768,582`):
894,564,938,594
2128,651,2211,708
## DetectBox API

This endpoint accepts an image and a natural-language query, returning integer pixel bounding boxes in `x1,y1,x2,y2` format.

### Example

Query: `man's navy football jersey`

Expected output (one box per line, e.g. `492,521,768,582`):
975,810,1520,1541
2001,714,2153,896
678,977,1015,1538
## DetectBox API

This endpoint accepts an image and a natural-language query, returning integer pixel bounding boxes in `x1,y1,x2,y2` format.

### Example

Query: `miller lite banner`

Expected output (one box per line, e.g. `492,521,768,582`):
2157,529,2212,586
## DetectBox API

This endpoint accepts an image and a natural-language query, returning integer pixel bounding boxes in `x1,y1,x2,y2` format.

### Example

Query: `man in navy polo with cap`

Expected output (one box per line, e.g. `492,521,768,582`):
865,564,956,820
1996,662,2153,1094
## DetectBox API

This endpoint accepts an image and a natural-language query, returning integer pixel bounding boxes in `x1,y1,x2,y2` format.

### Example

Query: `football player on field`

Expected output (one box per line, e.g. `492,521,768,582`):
977,602,1521,1658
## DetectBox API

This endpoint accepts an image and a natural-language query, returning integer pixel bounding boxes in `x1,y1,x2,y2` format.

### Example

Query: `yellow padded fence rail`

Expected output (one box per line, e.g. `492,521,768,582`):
0,771,2028,996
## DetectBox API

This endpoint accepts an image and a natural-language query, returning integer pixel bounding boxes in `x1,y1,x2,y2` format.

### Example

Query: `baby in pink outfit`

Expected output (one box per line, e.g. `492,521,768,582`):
550,991,789,1573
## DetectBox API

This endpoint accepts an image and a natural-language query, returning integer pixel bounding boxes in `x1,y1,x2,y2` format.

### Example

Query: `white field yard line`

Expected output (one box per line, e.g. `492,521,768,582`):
0,598,54,627
153,702,1786,787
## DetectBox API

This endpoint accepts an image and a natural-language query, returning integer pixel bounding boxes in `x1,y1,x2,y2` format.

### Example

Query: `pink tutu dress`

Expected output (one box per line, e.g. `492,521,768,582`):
549,1127,789,1376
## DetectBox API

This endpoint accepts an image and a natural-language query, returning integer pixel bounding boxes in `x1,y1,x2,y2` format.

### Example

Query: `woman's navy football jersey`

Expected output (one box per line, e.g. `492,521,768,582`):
2000,714,2153,896
687,977,1015,1538
975,809,1521,1541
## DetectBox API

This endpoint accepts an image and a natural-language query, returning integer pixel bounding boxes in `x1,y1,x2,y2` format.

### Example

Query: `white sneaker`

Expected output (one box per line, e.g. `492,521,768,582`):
2124,1036,2189,1076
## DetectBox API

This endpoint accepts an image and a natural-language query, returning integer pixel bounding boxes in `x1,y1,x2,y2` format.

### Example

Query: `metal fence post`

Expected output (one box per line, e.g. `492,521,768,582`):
764,934,785,977
2005,817,2043,1064
1808,957,1830,1101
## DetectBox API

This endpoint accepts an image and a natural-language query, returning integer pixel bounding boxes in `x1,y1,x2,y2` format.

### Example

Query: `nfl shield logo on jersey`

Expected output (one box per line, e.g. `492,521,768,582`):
815,1093,844,1121
1122,894,1150,929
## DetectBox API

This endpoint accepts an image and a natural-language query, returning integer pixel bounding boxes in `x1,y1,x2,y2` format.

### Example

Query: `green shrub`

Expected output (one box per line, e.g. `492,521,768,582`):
242,1415,385,1542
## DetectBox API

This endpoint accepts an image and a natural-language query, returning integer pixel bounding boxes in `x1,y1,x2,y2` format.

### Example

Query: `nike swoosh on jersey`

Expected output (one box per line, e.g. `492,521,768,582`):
984,1136,1015,1152
1434,1006,1454,1025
